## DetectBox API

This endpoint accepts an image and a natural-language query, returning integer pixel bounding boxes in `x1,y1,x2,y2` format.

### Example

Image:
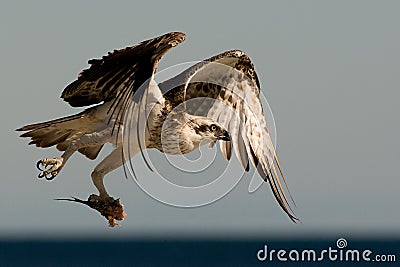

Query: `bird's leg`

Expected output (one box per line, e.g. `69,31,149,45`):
56,146,128,227
37,128,114,180
37,144,76,180
81,146,128,226
91,146,125,198
37,140,85,180
54,130,141,226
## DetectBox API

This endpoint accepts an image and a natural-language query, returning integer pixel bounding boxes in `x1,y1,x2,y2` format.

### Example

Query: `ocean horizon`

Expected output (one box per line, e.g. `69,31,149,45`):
1,237,398,266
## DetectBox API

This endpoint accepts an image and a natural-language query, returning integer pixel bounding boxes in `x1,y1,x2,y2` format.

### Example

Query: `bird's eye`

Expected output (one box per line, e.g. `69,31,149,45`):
210,124,217,131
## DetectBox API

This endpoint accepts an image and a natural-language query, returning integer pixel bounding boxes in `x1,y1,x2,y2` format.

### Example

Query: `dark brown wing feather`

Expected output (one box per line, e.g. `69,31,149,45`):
61,32,186,107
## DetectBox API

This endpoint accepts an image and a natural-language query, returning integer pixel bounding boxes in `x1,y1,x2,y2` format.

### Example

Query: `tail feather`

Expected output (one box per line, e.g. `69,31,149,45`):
17,111,104,160
21,128,76,149
17,112,85,132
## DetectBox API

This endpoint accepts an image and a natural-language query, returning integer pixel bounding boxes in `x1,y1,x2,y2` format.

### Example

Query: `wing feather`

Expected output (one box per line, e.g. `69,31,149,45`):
61,32,185,107
61,32,185,140
163,50,298,222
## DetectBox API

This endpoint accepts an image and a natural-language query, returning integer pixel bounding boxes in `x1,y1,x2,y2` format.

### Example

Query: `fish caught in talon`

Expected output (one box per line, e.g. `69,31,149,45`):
56,195,127,227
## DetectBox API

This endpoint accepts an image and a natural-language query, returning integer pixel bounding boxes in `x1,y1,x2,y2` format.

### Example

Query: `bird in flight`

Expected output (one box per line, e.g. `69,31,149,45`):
17,32,298,226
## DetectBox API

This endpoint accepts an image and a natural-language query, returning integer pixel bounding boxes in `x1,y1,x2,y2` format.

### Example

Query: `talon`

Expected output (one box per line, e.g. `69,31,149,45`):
38,170,57,180
36,160,44,171
45,172,56,181
35,158,63,181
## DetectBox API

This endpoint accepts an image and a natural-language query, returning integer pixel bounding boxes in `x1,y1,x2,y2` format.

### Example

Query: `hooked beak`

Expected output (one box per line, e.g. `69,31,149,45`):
218,130,231,141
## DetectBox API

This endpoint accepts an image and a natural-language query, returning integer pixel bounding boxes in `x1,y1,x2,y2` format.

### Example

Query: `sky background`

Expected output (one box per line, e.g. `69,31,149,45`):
1,1,399,240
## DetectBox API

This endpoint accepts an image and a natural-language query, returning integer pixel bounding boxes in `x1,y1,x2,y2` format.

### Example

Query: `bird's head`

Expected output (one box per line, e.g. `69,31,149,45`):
188,116,231,142
160,112,231,154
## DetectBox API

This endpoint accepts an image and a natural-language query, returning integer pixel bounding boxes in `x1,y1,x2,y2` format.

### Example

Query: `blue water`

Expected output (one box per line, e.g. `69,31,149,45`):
1,239,399,266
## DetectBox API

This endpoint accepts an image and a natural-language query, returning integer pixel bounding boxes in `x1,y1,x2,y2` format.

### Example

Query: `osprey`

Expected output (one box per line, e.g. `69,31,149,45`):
17,32,298,226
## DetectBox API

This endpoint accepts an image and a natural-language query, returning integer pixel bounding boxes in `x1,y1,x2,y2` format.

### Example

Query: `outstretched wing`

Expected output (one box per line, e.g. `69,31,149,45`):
18,32,185,160
162,50,298,222
62,32,185,107
61,31,185,136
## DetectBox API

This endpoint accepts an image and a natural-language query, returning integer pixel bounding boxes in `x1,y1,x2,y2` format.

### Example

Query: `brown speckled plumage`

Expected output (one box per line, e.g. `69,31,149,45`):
159,49,297,222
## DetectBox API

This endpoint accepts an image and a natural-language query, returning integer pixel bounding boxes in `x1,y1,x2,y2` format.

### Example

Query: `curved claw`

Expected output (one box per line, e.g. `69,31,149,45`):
36,158,62,181
36,160,44,171
45,172,57,181
38,170,57,180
